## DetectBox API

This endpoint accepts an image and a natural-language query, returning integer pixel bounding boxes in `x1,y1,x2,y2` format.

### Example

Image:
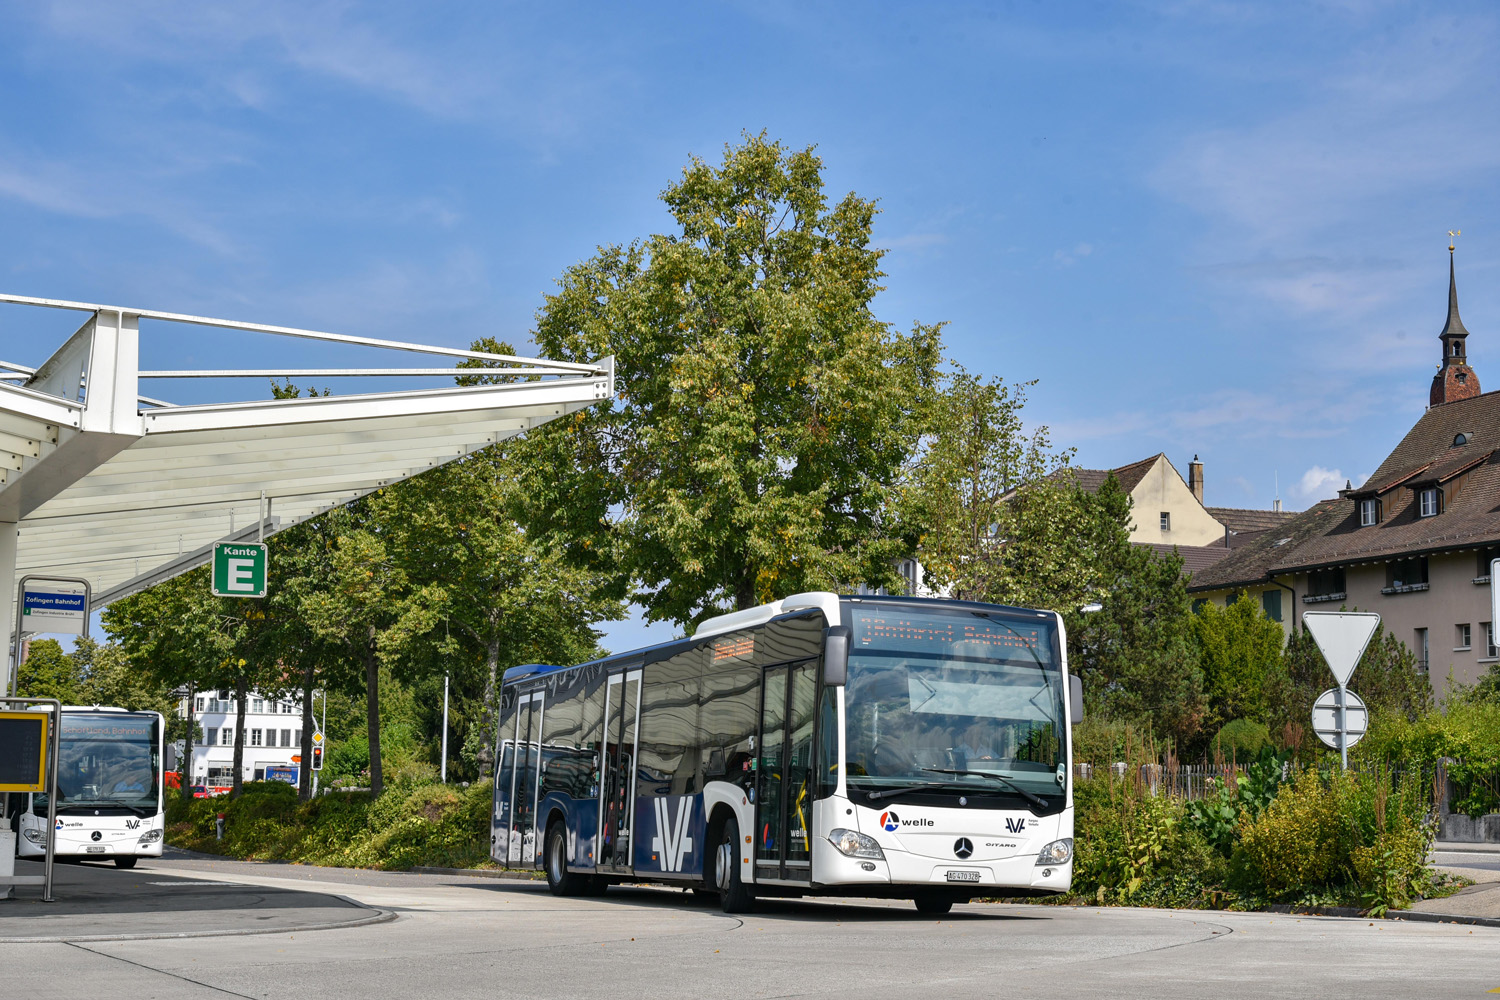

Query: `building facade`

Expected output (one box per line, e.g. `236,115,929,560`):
1190,249,1495,698
179,689,307,786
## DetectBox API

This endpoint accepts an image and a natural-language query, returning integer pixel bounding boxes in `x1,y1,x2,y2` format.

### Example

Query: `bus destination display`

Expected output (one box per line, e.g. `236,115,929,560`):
0,712,48,792
851,609,1049,663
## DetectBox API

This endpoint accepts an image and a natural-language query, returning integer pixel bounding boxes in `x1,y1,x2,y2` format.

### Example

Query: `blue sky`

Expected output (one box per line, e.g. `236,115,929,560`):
2,1,1496,653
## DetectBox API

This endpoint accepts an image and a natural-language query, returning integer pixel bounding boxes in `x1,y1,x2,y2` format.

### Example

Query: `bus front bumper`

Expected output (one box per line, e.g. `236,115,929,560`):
811,838,1071,894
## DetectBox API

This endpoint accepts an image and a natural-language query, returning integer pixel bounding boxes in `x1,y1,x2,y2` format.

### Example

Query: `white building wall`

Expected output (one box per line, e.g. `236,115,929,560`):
179,691,306,785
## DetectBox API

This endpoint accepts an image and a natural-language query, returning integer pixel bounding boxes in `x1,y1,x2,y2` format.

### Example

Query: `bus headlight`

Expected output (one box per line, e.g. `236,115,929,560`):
138,829,163,844
21,829,45,844
829,828,885,860
1036,839,1072,866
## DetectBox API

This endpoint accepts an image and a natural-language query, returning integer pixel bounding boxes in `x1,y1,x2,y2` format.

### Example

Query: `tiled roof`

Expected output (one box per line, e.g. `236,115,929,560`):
1144,542,1234,577
1063,454,1162,495
1190,389,1500,591
1207,507,1300,535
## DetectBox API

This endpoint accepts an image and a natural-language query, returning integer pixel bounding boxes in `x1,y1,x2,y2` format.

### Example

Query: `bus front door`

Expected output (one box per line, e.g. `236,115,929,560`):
755,660,817,883
597,670,641,871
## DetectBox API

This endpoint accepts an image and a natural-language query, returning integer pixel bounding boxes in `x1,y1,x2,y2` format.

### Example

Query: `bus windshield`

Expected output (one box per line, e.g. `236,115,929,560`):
843,604,1066,808
35,713,161,816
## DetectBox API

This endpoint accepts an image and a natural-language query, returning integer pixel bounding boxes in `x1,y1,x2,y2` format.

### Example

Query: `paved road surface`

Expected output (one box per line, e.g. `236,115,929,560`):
2,856,1498,999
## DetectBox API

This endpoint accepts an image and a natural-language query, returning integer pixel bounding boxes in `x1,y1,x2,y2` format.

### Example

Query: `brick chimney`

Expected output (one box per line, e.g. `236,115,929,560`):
1188,455,1204,503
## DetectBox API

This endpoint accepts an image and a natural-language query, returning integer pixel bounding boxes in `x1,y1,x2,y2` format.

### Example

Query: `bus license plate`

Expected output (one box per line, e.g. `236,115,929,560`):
946,870,980,883
85,846,106,854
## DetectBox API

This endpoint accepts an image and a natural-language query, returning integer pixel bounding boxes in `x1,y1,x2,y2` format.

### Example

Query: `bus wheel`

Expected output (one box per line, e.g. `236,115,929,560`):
714,817,755,914
544,823,587,897
913,893,952,915
114,857,138,870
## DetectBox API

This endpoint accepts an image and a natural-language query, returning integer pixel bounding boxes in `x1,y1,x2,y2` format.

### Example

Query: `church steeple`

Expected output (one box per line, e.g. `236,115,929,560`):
1431,233,1479,407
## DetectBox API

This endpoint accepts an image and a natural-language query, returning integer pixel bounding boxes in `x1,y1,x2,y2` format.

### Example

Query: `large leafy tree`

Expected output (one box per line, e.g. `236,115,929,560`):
366,442,622,777
525,132,942,627
14,639,83,703
1066,479,1207,749
1193,596,1285,727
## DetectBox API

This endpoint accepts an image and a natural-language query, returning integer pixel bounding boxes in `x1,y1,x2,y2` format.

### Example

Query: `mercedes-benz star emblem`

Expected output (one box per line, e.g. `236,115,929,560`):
953,837,974,859
91,831,102,842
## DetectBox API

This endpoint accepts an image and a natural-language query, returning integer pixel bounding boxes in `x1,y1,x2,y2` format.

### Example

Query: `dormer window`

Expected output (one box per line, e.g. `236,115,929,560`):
1359,498,1379,526
1458,372,1468,384
1419,487,1440,517
1454,433,1469,446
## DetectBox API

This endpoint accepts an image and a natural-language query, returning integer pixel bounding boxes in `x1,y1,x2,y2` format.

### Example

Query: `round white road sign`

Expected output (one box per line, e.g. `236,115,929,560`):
1312,688,1369,750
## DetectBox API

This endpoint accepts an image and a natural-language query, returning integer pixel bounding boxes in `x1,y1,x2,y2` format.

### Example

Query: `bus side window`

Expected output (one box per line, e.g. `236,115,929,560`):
816,685,839,798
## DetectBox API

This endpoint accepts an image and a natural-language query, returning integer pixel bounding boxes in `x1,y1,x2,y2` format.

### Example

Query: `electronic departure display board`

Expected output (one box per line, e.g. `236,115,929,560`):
0,712,49,792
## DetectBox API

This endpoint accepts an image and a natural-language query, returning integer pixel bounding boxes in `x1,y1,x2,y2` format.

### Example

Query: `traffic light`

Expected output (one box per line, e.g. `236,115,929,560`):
311,745,323,771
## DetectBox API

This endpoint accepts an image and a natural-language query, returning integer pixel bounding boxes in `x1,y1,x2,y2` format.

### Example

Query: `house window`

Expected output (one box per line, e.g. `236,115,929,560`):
294,730,303,747
1359,498,1379,526
250,728,263,747
1191,599,1208,613
1305,567,1347,603
194,696,205,712
1385,557,1429,593
205,728,218,746
1419,488,1440,517
1160,512,1171,531
1261,589,1283,623
252,698,264,714
1456,623,1472,650
1415,628,1429,673
280,729,292,748
1486,622,1498,659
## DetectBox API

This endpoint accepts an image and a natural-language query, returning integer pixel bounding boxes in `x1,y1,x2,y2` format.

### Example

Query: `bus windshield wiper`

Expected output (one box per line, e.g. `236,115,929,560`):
863,781,977,802
922,767,1049,809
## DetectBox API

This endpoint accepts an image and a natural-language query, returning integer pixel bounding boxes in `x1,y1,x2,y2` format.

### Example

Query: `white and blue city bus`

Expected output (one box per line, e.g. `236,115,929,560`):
12,707,166,869
492,592,1081,914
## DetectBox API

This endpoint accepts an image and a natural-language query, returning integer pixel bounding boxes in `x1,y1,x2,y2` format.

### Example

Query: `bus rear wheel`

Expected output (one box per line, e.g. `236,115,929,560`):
714,816,755,914
544,822,588,897
114,857,138,870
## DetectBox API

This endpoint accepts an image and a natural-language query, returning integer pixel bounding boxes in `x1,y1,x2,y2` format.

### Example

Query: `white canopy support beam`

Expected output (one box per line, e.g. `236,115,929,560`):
0,293,614,620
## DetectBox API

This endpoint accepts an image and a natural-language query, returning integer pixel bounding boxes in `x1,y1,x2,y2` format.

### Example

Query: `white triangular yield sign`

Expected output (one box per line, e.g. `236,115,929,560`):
1303,611,1381,688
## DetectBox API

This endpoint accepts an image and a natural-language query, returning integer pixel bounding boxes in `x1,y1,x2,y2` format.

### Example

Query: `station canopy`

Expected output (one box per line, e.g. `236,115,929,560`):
0,293,612,617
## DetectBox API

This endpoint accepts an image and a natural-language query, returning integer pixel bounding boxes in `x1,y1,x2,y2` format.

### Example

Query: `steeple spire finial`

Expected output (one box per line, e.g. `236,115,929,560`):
1442,231,1470,341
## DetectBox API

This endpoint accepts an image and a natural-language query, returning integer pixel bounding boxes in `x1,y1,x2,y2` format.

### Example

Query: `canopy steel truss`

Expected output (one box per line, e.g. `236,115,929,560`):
0,293,612,694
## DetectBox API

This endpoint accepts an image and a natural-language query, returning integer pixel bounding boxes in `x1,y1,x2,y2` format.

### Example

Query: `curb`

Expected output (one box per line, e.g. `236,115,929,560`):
1264,902,1500,929
0,900,397,944
411,865,544,881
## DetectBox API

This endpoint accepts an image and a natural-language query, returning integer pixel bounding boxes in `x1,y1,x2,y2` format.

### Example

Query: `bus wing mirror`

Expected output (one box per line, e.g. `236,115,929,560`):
1069,674,1084,725
823,626,851,687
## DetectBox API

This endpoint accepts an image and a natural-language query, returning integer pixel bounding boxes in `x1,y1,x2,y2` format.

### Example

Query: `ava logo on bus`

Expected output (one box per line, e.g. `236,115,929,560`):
1005,817,1027,834
879,811,934,832
651,797,695,872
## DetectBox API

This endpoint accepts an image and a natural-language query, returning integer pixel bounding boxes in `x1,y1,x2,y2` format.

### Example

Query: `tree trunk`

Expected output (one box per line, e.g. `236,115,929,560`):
299,659,315,802
231,677,248,798
365,629,383,797
735,575,756,611
181,682,196,801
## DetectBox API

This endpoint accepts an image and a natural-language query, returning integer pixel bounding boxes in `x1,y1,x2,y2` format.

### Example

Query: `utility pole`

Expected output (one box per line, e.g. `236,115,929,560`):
441,673,450,784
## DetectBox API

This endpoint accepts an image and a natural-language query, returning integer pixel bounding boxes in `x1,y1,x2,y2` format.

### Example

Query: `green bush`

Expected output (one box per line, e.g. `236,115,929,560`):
1210,720,1271,762
166,780,492,871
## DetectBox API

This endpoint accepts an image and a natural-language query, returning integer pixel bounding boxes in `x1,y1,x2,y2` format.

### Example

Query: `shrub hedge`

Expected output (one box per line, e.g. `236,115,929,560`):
166,779,494,871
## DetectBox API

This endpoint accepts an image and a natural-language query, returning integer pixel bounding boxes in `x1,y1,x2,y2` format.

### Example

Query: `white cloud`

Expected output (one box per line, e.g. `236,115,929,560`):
1293,465,1365,501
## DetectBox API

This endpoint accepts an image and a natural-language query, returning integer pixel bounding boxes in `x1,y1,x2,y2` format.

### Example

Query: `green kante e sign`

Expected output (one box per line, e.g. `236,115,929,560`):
211,542,268,598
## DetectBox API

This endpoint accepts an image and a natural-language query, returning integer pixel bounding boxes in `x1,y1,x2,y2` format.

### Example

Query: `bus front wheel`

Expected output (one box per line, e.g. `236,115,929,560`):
913,893,953,915
714,816,755,914
114,857,138,870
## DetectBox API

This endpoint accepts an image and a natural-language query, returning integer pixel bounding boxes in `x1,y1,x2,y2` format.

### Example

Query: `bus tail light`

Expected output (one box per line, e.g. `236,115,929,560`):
829,828,885,860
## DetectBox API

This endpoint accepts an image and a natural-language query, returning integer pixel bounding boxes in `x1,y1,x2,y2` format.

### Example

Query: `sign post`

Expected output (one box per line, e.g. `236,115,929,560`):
211,542,268,598
1302,611,1381,769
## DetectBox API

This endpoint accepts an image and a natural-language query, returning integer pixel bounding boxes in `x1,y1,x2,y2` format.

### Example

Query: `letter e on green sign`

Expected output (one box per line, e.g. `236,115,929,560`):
211,542,268,598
